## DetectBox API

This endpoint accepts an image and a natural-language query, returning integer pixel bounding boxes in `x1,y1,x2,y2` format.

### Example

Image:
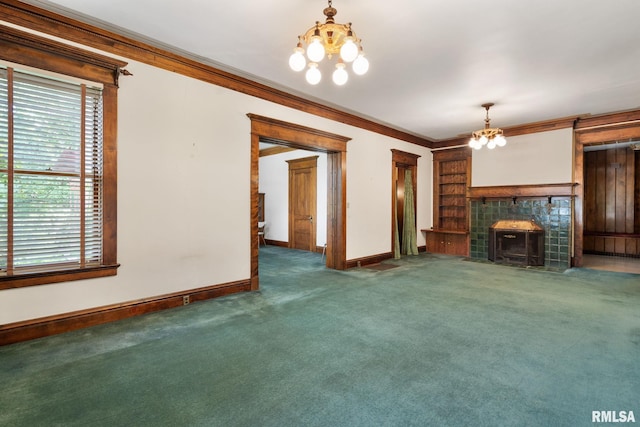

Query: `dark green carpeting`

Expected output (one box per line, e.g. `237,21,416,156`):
1,247,639,426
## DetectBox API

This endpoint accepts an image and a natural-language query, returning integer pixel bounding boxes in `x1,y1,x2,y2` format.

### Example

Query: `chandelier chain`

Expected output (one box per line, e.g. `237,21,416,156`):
288,0,369,85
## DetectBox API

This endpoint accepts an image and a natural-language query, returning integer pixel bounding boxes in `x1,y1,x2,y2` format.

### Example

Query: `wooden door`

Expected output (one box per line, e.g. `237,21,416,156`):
288,156,318,251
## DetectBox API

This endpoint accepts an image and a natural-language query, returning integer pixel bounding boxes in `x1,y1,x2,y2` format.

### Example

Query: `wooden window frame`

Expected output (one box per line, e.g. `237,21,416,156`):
0,25,127,289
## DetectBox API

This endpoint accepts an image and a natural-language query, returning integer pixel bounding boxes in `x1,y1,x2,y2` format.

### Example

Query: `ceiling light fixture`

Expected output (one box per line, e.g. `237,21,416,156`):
469,103,507,150
289,0,369,86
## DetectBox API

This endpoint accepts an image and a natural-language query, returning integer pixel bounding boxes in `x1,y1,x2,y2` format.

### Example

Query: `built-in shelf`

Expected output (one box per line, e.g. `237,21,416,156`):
429,148,471,256
467,183,575,199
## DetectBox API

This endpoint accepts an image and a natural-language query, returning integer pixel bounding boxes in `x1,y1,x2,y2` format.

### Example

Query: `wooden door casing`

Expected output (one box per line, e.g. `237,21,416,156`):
391,149,420,255
288,156,318,252
248,113,350,291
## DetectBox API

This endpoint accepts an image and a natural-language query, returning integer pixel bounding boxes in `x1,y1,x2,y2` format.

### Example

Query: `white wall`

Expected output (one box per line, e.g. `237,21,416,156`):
471,128,573,186
346,137,432,258
259,150,327,246
0,29,432,324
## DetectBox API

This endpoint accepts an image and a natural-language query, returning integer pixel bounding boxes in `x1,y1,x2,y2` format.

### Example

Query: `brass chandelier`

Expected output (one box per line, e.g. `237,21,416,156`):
288,0,369,85
469,103,507,150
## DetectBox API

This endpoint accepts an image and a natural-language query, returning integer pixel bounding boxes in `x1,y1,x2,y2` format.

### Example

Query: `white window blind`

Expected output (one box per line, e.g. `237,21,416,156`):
0,67,104,273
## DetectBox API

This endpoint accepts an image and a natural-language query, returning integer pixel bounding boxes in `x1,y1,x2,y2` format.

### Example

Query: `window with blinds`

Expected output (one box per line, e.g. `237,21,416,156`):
0,67,104,274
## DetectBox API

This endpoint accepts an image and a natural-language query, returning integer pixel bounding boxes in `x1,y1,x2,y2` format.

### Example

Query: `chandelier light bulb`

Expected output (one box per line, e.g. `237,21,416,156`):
307,36,325,63
352,53,369,75
289,47,306,72
332,62,349,85
289,1,369,86
471,103,507,150
305,62,322,85
340,37,358,62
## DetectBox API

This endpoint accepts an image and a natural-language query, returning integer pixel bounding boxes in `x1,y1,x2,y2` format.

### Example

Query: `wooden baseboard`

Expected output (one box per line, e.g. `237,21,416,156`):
263,240,328,255
263,239,287,247
346,252,394,269
0,279,251,346
346,247,428,268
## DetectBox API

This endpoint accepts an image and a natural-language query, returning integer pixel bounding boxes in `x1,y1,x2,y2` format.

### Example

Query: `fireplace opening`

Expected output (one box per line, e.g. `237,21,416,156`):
488,219,545,266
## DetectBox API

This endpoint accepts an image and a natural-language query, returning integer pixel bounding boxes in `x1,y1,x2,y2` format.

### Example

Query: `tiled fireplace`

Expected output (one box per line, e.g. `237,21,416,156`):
470,197,572,269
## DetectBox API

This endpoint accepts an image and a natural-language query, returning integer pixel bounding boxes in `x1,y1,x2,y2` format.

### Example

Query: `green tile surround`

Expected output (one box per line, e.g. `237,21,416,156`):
470,198,572,269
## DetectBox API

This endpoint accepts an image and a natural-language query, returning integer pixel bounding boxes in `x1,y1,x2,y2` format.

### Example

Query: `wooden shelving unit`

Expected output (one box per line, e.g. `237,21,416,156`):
424,148,471,256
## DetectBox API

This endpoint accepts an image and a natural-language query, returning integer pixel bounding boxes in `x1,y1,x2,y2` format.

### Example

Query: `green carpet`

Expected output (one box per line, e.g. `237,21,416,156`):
1,247,638,426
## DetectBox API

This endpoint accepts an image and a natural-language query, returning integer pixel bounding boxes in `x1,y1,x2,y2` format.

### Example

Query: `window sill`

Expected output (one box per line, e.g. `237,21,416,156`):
0,264,120,290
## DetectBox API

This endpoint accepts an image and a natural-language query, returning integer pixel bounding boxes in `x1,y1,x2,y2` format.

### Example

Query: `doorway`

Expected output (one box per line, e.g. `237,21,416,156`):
391,149,420,257
581,143,640,272
574,119,640,270
288,156,318,252
248,114,351,290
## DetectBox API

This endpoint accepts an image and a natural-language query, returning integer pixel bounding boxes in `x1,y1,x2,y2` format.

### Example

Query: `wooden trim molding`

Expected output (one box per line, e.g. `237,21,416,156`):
345,252,393,269
0,0,433,147
0,24,127,86
575,114,640,145
0,264,118,290
259,145,296,157
503,116,578,137
391,149,420,166
468,183,576,199
575,109,640,131
0,279,251,346
432,146,471,161
250,114,351,152
433,116,579,149
266,239,288,248
248,113,349,291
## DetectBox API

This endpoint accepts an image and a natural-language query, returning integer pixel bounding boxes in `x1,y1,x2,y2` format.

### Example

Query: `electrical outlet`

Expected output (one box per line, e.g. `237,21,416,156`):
183,295,190,305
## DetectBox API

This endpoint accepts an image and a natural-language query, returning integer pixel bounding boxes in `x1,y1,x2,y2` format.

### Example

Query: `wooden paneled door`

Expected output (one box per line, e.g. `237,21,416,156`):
288,156,318,251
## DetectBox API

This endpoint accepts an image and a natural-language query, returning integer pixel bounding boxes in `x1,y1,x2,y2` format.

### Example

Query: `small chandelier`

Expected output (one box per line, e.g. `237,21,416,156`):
288,0,369,86
469,103,507,150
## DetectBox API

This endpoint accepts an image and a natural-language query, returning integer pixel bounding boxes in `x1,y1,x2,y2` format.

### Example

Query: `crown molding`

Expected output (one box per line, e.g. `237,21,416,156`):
0,0,434,148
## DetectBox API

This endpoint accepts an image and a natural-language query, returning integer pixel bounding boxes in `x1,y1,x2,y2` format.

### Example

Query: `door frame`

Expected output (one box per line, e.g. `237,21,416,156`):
248,114,350,290
573,116,640,267
391,149,420,256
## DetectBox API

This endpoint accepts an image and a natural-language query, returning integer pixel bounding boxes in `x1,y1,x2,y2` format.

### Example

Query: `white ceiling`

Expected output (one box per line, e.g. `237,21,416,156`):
25,0,640,141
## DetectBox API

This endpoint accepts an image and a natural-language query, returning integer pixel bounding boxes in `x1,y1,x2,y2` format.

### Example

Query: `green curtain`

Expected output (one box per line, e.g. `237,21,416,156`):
402,169,419,256
393,179,401,259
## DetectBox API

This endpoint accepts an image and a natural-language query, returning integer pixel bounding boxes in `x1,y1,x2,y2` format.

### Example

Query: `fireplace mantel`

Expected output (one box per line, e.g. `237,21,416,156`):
467,183,575,199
